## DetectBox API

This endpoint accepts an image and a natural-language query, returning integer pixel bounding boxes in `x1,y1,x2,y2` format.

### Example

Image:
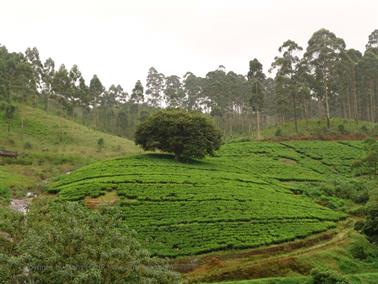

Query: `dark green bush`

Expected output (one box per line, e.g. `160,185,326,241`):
362,204,378,244
23,142,32,149
97,137,105,152
338,124,348,135
360,125,369,134
275,128,283,137
349,242,368,260
309,268,349,284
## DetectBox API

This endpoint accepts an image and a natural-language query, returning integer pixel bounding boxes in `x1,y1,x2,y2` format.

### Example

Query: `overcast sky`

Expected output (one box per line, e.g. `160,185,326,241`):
1,0,377,91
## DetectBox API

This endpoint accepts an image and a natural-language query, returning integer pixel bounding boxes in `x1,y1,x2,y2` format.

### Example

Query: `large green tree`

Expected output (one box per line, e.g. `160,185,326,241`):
135,109,222,161
271,40,303,133
146,67,165,107
130,80,144,104
304,28,346,128
164,75,185,108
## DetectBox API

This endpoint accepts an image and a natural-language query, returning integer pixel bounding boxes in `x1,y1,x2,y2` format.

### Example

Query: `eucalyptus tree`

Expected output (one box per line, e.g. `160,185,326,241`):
130,80,144,104
89,74,105,128
295,59,312,122
203,66,232,116
356,49,378,122
52,64,74,115
366,29,378,50
41,57,55,111
304,29,346,128
247,58,265,139
0,46,35,102
183,72,205,111
146,67,165,107
25,47,43,105
164,75,185,108
334,49,362,120
271,40,303,133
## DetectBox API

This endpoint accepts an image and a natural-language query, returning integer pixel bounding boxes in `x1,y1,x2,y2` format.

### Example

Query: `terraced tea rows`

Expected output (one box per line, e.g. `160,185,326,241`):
48,141,362,257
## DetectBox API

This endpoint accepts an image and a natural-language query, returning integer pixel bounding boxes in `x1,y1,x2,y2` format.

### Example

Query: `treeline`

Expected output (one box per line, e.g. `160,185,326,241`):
0,28,377,138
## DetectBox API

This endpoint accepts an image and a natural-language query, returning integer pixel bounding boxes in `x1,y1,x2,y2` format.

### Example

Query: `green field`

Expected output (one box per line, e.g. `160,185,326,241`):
48,140,366,257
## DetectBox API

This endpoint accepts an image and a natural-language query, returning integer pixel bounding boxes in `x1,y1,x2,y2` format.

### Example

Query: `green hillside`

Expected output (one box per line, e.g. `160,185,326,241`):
209,272,378,284
260,118,378,139
48,140,367,257
0,105,140,199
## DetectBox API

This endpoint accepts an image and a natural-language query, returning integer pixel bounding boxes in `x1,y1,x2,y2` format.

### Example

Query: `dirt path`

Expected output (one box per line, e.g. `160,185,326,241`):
174,219,355,283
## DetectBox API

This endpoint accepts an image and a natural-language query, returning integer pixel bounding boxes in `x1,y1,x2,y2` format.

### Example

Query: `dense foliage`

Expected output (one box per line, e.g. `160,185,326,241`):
135,109,222,160
310,269,349,284
352,138,378,177
1,29,377,138
0,201,180,283
362,204,378,244
47,140,367,257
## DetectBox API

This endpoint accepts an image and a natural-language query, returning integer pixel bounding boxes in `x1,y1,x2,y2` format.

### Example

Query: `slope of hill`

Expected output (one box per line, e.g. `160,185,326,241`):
260,118,378,140
48,140,366,258
0,105,140,200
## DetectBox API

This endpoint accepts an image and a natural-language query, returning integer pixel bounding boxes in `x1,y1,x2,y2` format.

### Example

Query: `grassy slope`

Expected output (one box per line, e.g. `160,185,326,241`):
209,272,378,284
0,105,140,199
48,140,368,258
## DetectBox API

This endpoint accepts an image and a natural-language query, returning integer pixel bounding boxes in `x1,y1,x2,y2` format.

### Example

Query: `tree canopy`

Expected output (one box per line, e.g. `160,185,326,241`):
135,109,222,161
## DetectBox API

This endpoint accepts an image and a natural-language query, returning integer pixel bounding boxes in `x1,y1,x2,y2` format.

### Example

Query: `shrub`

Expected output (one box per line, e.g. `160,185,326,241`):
354,220,365,231
349,242,368,260
275,128,283,137
97,137,105,152
362,204,378,244
338,124,348,135
23,142,32,149
135,109,222,161
360,125,369,134
309,268,349,284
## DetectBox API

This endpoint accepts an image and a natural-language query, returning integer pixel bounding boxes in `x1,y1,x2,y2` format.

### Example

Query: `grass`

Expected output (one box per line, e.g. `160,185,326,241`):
208,272,378,283
48,140,370,258
0,105,140,198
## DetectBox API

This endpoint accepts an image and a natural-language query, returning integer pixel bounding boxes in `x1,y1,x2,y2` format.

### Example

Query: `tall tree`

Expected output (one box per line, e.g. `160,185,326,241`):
357,49,378,122
41,58,55,111
271,40,303,133
25,47,43,105
145,67,164,107
52,64,72,115
89,74,105,128
304,28,346,128
334,49,362,120
164,75,185,108
130,80,144,104
247,58,266,139
183,72,204,111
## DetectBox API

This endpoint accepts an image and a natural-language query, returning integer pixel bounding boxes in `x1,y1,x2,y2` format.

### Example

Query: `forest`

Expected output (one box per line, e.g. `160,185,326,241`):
1,28,378,138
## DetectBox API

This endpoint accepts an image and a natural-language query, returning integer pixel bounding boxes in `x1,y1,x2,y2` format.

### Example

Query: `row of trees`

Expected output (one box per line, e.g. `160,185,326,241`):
1,28,377,138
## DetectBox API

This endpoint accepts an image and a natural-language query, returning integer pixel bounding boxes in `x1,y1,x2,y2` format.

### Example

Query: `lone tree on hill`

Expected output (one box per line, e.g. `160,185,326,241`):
135,109,222,161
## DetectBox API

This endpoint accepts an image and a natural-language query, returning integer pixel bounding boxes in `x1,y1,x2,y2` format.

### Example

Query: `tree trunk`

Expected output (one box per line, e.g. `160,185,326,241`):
324,80,331,128
292,92,298,134
256,110,261,140
352,67,358,121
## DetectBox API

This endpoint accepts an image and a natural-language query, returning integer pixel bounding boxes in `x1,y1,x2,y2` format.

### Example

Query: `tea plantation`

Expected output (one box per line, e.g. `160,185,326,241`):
48,140,364,257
